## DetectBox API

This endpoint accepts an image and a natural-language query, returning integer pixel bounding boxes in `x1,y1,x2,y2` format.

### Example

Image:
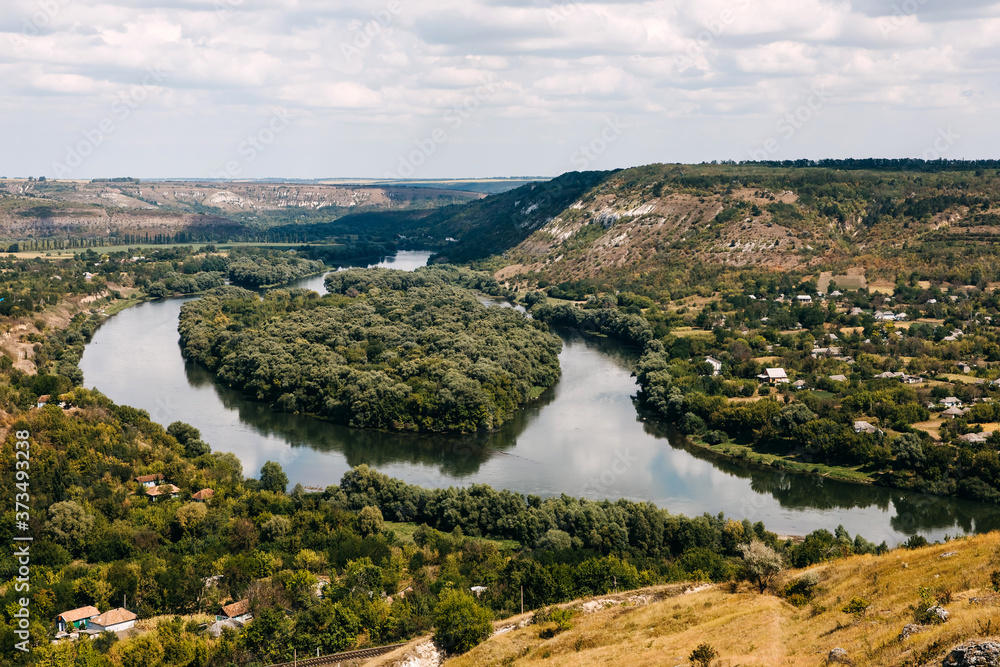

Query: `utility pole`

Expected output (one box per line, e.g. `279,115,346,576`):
520,586,523,615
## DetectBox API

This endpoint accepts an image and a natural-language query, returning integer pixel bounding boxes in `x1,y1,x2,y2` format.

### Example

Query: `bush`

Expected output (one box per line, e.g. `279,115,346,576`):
690,643,718,667
781,573,819,607
433,589,493,654
841,596,870,618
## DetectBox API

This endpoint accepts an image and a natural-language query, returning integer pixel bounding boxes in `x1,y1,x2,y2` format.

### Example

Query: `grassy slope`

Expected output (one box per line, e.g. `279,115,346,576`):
445,533,1000,666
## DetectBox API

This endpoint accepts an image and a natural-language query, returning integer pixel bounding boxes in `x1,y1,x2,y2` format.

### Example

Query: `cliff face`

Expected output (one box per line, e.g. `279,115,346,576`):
0,179,481,240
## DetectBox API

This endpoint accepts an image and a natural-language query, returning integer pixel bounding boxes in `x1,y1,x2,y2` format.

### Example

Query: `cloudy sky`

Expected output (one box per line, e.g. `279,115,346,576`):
2,0,998,179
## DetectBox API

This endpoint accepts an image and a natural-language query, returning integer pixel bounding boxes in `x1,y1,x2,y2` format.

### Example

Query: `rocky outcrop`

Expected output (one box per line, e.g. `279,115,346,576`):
941,640,1000,666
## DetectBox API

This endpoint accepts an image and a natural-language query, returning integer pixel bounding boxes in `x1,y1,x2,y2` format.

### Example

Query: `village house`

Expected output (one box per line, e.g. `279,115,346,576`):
36,394,50,408
146,484,181,500
192,488,215,502
960,432,991,445
942,407,965,419
757,368,789,384
829,374,848,383
796,295,812,304
88,608,137,633
56,606,99,634
940,397,963,408
853,421,881,435
135,474,165,488
704,356,723,376
792,379,808,390
218,599,252,623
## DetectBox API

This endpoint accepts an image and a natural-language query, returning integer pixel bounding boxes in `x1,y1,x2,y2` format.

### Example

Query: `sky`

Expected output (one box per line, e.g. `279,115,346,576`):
1,0,998,179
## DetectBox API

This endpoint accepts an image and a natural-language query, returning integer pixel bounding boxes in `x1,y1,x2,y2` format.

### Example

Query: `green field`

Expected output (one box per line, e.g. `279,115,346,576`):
385,521,521,550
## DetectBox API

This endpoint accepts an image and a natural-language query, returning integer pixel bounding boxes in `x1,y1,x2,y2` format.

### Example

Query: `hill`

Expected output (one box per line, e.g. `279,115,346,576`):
413,533,1000,666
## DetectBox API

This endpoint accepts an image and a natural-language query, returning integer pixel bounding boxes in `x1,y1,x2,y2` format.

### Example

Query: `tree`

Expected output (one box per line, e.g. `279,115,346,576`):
168,421,210,457
433,588,493,654
260,460,288,493
358,505,384,537
891,433,926,470
738,539,783,593
45,500,95,549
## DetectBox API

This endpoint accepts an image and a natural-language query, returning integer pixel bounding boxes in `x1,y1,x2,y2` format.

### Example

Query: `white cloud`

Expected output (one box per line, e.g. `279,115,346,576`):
0,0,998,178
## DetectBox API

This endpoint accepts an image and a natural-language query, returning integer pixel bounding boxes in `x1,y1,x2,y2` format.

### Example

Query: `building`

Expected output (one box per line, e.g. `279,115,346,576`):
56,606,99,633
796,295,813,303
192,488,215,502
146,484,181,500
757,368,789,384
36,394,50,408
956,363,972,374
218,599,252,623
829,374,848,383
704,356,722,376
942,407,965,419
960,432,991,444
940,397,963,408
853,421,881,435
792,379,808,390
135,474,165,488
88,608,137,633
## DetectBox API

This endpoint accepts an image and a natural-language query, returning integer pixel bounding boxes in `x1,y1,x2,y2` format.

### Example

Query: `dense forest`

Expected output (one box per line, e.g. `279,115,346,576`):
177,267,561,432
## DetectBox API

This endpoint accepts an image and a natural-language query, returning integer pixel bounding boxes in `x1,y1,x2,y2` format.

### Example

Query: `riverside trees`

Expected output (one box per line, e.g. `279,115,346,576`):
178,267,561,433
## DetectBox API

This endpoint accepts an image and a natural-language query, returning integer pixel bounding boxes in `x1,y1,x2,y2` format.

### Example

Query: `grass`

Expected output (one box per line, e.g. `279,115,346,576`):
689,436,874,485
385,522,521,550
447,533,1000,666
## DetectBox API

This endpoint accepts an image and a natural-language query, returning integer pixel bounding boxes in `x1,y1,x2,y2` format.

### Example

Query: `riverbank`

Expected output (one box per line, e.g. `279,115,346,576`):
685,434,876,486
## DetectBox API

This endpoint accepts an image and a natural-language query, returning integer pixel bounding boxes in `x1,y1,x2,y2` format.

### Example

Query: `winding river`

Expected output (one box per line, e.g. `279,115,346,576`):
79,251,1000,545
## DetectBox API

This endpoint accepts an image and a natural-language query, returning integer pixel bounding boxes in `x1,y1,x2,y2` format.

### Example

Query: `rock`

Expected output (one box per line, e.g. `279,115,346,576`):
940,551,959,558
941,640,1000,666
927,605,950,622
827,647,851,664
899,624,925,640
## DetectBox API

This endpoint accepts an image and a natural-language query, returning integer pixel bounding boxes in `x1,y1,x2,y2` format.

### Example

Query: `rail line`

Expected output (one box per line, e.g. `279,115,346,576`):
267,642,408,667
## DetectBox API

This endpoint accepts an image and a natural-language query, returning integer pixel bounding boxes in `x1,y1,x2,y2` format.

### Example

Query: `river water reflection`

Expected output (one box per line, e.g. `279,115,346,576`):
79,251,1000,544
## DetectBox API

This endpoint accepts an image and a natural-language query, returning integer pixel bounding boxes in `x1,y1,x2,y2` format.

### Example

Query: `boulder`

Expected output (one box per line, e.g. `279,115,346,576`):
827,647,851,664
941,640,1000,666
927,605,950,623
899,624,925,641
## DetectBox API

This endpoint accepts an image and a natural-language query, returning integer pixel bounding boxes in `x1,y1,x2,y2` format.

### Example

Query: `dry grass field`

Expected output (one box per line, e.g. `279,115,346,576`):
443,533,1000,667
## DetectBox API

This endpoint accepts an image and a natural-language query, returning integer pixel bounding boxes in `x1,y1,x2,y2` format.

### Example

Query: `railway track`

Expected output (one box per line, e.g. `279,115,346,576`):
267,643,408,667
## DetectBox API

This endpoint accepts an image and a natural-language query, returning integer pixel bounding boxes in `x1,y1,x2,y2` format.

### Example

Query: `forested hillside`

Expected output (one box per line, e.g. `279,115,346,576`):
177,268,561,432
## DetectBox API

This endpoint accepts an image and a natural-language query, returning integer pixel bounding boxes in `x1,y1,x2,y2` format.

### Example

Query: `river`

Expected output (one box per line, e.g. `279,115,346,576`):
79,251,1000,545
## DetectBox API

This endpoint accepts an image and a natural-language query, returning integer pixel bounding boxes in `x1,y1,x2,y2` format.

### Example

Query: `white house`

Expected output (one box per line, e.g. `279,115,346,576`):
940,397,963,408
960,432,990,444
796,295,813,303
135,474,164,488
88,608,137,633
704,356,723,376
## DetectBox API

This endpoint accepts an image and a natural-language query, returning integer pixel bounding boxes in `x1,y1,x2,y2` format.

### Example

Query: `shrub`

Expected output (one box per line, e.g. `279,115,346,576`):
690,642,718,667
434,589,493,654
841,596,870,618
